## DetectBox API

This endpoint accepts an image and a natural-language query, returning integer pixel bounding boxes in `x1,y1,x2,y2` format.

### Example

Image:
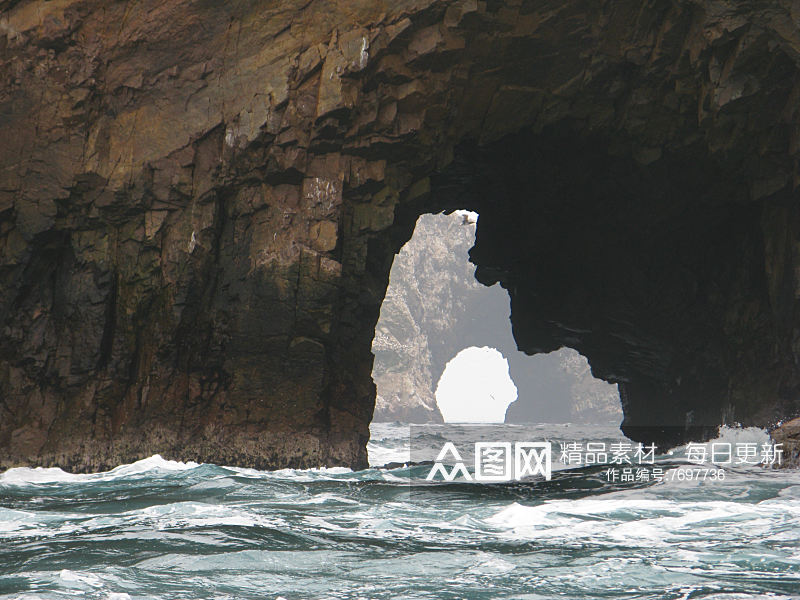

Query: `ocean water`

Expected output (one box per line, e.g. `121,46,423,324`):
1,423,799,600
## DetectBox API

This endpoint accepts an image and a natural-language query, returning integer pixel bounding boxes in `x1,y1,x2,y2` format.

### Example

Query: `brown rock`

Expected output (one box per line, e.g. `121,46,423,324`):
1,0,800,471
310,221,338,252
771,418,800,468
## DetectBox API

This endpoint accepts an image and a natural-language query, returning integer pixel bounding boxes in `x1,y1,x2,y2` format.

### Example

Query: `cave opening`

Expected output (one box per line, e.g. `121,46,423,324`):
355,123,798,454
369,209,621,425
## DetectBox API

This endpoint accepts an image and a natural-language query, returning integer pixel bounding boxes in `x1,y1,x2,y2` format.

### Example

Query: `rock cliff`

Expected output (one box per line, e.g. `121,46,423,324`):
2,0,800,470
372,213,480,424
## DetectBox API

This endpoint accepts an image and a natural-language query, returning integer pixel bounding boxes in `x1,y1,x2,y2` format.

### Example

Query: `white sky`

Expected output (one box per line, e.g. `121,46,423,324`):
435,346,518,423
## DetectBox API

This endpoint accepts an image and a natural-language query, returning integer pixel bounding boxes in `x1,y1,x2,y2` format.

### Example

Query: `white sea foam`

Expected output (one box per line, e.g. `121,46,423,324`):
111,454,199,474
484,483,800,548
0,454,199,485
466,554,516,574
710,424,772,445
59,569,103,587
135,501,279,529
0,456,364,486
0,466,84,484
224,465,355,481
294,493,360,505
1,501,285,542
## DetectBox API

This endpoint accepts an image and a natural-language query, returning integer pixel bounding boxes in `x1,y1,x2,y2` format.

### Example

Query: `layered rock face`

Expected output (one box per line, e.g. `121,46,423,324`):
372,212,620,424
2,0,800,470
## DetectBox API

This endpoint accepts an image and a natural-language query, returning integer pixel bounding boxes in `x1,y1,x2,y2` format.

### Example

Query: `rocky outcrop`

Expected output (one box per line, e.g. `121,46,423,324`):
371,261,442,423
505,348,622,425
372,212,620,424
2,0,800,470
770,417,800,468
374,212,506,423
372,213,481,423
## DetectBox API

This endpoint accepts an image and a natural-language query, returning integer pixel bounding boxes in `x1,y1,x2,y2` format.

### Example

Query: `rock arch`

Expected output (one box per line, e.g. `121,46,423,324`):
1,0,799,470
370,211,619,425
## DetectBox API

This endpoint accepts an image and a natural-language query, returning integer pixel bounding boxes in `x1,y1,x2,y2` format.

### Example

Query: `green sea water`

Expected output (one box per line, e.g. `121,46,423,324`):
1,423,798,600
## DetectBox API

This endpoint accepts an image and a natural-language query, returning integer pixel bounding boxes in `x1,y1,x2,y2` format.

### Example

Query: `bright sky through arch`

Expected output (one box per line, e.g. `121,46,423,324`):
435,346,518,423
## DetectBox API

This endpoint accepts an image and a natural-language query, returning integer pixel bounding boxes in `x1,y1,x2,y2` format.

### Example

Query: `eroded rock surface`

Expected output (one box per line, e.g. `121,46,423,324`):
2,0,800,470
770,417,800,468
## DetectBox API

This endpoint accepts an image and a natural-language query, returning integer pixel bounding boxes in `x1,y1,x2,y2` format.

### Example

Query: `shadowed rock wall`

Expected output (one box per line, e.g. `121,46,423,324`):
2,0,800,470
